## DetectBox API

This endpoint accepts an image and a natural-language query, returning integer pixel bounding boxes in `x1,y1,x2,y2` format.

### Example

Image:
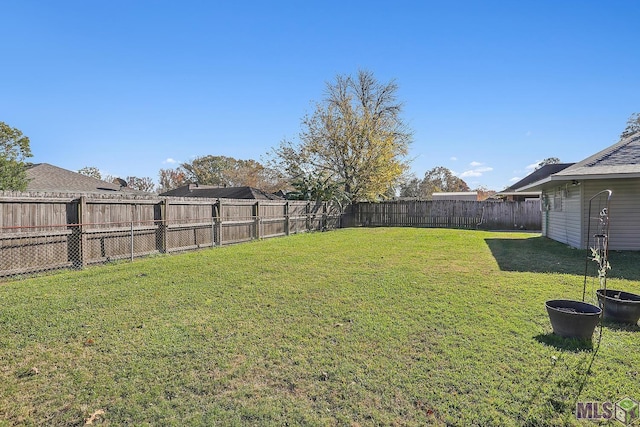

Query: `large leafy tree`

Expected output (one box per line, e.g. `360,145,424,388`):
158,168,187,193
398,175,422,198
272,70,412,202
180,155,236,186
77,166,116,183
0,121,33,191
286,172,349,206
177,155,287,193
125,176,156,193
77,166,103,180
78,166,155,192
621,112,640,139
224,158,288,192
419,166,470,199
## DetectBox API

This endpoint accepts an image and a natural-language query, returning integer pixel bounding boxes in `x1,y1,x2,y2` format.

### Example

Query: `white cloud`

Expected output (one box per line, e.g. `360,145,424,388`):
460,166,494,178
526,161,540,171
163,158,177,164
460,170,482,178
450,156,458,161
470,161,483,167
509,176,521,183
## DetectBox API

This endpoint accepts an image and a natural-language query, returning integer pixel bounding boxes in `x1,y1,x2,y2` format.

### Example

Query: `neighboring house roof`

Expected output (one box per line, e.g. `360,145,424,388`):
516,132,640,191
501,163,574,193
160,184,283,200
432,191,478,201
25,163,149,195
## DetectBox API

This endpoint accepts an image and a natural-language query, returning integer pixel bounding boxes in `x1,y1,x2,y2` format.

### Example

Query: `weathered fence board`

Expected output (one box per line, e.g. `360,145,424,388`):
344,200,541,230
0,194,339,278
1,193,541,279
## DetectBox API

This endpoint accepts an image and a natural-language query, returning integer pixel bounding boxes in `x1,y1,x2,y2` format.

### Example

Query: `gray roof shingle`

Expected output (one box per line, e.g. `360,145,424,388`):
159,184,283,200
514,132,640,191
25,163,150,195
554,132,640,178
502,163,574,192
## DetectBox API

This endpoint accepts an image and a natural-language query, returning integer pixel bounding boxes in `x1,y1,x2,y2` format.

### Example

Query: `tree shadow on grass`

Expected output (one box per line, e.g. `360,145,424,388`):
485,236,640,280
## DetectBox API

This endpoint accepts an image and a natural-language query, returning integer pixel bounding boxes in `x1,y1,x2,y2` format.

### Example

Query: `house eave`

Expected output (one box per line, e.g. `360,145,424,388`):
495,191,541,197
515,176,553,192
551,172,640,182
516,172,640,191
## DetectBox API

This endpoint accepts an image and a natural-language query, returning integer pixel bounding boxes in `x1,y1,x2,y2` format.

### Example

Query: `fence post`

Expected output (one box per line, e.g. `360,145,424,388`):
216,199,223,246
130,219,134,261
161,198,169,253
78,196,87,268
322,202,328,230
211,201,216,248
285,201,290,236
254,201,260,240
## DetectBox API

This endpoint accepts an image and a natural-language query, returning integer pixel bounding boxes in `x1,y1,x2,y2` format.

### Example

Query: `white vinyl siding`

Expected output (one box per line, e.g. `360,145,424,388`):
544,185,582,248
582,179,640,251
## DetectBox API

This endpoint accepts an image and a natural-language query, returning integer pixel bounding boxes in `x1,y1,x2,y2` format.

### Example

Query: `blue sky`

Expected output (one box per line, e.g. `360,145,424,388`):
2,1,639,191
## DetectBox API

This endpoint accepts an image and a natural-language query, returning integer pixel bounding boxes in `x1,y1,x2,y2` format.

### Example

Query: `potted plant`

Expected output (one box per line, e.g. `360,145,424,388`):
591,242,640,324
587,233,640,325
545,249,604,340
596,289,640,324
545,300,602,339
595,239,640,325
544,250,604,340
545,191,612,340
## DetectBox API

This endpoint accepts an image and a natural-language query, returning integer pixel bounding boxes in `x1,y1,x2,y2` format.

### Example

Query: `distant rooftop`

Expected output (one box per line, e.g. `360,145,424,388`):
501,163,574,193
432,192,478,201
25,163,149,195
160,184,283,200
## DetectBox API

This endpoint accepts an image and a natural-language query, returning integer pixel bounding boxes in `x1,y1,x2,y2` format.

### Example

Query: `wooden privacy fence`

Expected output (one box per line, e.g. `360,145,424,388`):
0,193,541,279
0,194,340,278
342,199,541,230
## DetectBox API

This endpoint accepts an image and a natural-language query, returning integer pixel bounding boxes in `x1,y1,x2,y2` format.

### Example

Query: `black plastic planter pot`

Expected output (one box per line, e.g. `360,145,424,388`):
545,299,602,339
596,289,640,325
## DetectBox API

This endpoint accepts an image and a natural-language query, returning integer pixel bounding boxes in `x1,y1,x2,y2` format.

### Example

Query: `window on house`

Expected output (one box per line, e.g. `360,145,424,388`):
553,189,563,211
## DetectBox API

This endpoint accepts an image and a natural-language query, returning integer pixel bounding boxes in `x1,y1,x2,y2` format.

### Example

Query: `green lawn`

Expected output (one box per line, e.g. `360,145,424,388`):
1,228,639,426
